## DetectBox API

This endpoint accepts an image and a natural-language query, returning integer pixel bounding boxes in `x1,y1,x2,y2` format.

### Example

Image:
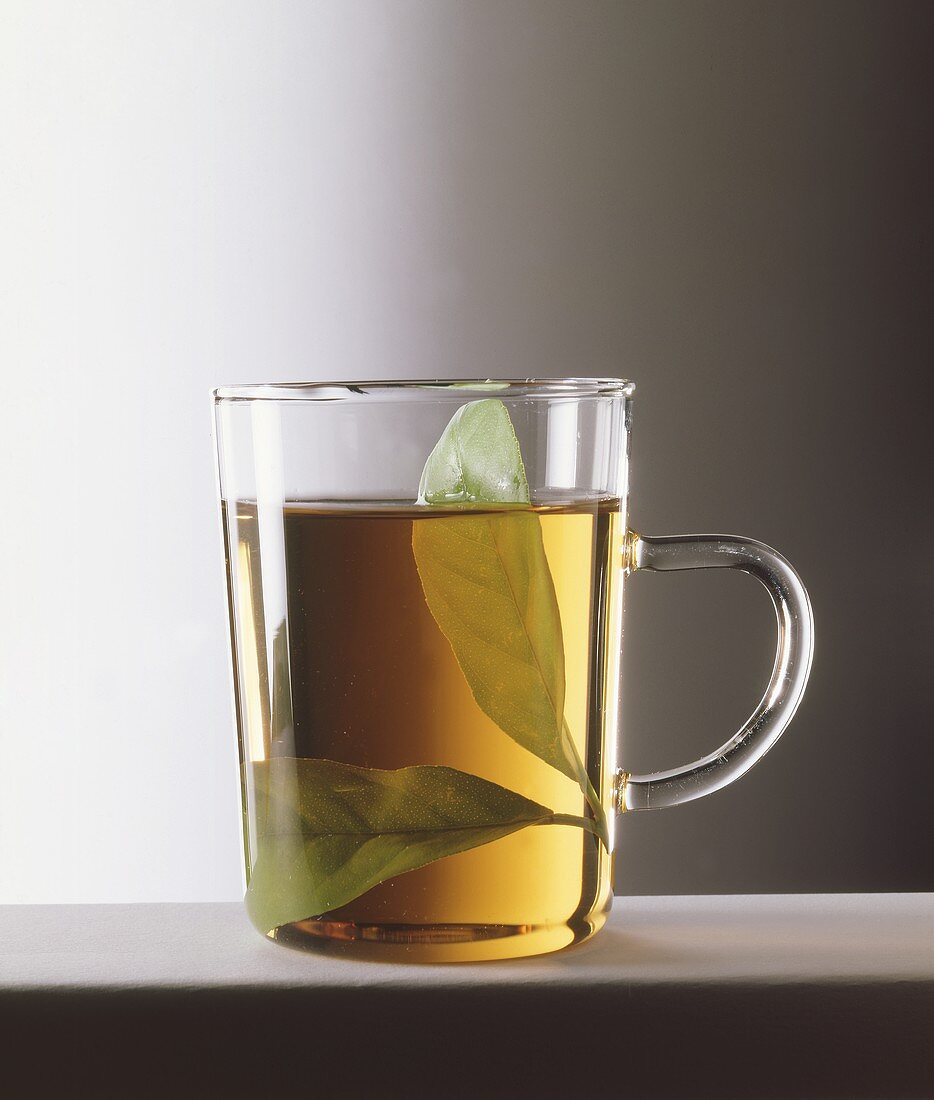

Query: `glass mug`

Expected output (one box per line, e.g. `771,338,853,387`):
214,379,813,962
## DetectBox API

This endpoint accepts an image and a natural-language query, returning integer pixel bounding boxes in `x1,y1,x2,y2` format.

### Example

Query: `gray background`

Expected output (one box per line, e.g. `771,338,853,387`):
1,1,931,902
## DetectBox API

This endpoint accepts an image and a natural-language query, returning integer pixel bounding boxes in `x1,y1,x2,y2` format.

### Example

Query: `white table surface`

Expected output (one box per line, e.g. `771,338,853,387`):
2,895,932,1098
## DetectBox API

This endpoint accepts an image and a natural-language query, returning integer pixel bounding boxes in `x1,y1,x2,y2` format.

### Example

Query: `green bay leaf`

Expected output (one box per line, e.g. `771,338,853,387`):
418,398,531,505
413,508,575,780
413,399,610,844
414,399,572,781
246,757,560,932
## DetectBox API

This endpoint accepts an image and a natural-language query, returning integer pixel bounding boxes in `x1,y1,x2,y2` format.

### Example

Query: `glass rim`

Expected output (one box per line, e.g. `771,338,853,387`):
212,377,635,402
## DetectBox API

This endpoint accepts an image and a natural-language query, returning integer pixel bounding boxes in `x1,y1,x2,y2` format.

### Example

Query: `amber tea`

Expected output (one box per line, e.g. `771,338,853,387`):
223,496,625,961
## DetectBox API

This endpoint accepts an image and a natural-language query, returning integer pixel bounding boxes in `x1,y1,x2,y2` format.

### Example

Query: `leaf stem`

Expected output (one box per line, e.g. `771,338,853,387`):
561,724,611,849
545,813,604,838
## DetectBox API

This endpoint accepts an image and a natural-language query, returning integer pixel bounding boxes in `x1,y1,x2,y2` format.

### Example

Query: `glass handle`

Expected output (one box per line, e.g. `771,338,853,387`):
619,533,814,812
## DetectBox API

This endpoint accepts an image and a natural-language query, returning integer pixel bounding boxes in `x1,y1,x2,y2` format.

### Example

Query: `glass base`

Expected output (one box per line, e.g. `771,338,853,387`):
268,911,607,963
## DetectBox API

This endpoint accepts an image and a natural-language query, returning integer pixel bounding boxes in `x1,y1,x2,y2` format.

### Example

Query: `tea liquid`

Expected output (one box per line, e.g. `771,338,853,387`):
223,499,625,961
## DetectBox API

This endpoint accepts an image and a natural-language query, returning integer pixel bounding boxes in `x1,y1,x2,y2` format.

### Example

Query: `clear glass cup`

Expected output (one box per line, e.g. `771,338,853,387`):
213,379,813,962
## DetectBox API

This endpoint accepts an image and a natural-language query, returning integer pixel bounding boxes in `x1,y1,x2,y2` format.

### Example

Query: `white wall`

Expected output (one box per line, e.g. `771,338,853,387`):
0,1,636,902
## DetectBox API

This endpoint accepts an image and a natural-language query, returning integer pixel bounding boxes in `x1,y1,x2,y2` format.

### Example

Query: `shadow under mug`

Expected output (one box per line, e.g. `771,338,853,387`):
214,378,813,962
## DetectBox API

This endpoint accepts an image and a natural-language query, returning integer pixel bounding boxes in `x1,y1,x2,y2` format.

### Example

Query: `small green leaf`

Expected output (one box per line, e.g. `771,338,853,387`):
417,398,530,505
246,757,561,932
